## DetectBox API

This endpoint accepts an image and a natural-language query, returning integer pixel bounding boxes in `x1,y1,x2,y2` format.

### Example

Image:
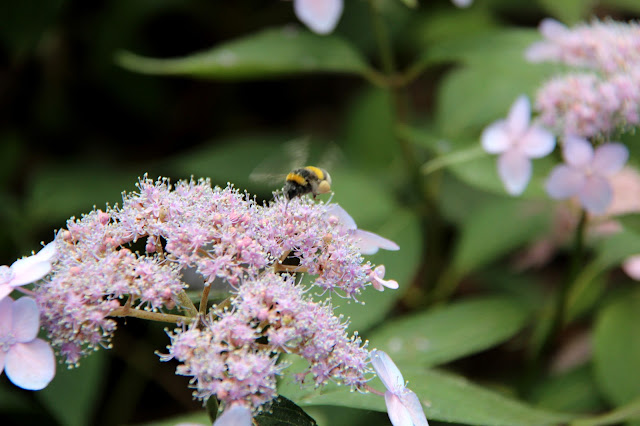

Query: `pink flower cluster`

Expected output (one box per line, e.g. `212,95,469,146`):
163,272,370,411
527,19,640,138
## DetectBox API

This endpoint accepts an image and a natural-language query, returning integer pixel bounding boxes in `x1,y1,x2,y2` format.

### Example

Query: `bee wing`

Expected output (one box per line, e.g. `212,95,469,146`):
353,229,400,255
249,137,310,186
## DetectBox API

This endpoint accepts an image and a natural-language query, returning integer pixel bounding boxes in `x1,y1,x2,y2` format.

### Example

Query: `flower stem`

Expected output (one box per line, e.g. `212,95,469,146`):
177,290,199,317
109,305,192,324
199,284,211,316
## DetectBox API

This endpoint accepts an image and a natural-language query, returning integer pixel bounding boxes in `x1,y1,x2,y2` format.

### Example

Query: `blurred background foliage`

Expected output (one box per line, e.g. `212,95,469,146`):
2,0,640,425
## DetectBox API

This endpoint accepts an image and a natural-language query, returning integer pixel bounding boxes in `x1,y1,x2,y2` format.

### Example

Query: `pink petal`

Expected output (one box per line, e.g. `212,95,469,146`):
0,297,13,338
0,349,5,375
325,204,357,230
34,242,57,263
399,389,429,426
506,96,531,137
294,0,343,35
539,18,568,39
371,350,405,393
481,121,510,154
592,143,629,176
5,339,55,390
9,255,52,287
0,285,12,302
213,404,252,426
385,392,414,426
521,126,556,158
497,150,532,195
578,175,613,215
546,165,585,199
451,0,473,7
354,230,400,255
562,136,593,167
12,297,40,342
623,255,640,280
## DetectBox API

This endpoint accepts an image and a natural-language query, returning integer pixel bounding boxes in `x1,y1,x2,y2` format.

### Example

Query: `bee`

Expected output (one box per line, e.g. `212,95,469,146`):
283,166,332,200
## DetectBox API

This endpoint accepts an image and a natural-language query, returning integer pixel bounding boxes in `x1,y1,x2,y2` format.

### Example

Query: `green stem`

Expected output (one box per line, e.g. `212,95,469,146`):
177,290,199,317
367,0,395,76
199,284,211,316
109,306,192,324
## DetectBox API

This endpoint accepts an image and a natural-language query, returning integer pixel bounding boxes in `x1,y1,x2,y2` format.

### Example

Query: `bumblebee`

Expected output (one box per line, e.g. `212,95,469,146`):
283,166,332,200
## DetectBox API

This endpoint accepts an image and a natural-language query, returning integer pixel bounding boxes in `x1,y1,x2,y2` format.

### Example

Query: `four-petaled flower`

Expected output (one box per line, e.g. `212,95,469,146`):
0,242,56,301
294,0,343,35
481,95,556,195
546,136,629,214
0,297,56,390
371,349,429,426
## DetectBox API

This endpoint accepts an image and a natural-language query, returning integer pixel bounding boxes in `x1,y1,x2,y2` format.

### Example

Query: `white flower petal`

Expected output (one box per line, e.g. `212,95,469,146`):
9,255,52,287
354,230,400,255
539,18,568,39
521,126,556,158
562,136,593,167
592,143,629,176
546,165,584,199
623,254,640,280
497,150,532,195
385,391,414,426
12,297,40,342
578,175,613,215
5,339,55,390
399,388,429,426
506,96,531,137
34,242,57,263
451,0,473,7
0,285,12,302
213,404,252,426
481,121,510,154
0,297,13,338
294,0,343,35
371,350,405,393
325,204,357,230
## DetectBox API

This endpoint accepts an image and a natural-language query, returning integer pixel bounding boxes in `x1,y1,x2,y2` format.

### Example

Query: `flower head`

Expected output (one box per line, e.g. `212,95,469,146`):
481,95,556,195
370,349,429,426
0,297,56,390
0,242,56,301
546,136,629,214
294,0,343,35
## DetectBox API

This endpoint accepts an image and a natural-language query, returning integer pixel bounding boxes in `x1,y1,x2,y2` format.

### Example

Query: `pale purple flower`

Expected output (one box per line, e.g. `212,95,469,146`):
451,0,473,7
546,136,629,214
0,242,56,301
213,404,252,426
324,204,400,255
481,95,556,195
369,265,399,292
294,0,343,35
0,297,55,390
371,349,429,426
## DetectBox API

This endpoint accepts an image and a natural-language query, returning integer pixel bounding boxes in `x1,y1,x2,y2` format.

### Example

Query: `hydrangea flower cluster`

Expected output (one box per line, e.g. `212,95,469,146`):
6,175,425,424
527,19,640,138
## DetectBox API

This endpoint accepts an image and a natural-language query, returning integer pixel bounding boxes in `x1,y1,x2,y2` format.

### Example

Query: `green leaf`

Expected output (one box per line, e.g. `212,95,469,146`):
536,0,595,24
451,198,553,278
366,296,531,367
593,289,640,406
282,367,574,425
528,364,606,413
571,394,640,426
37,351,108,426
117,27,373,80
616,213,640,235
255,396,317,426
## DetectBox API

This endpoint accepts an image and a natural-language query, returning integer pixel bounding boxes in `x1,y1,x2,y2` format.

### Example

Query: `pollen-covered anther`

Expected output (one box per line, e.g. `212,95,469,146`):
322,233,333,244
317,180,331,194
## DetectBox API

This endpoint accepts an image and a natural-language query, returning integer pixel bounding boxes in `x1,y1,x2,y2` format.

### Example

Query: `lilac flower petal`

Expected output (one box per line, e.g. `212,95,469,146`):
451,0,473,7
578,175,613,214
9,256,52,287
0,350,5,375
385,392,414,426
562,136,593,167
325,204,357,230
371,350,404,393
525,41,555,62
506,96,531,137
354,230,400,255
5,339,55,390
294,0,343,35
0,285,12,302
497,151,532,195
592,143,629,176
521,126,556,158
12,297,40,342
213,404,252,426
0,297,13,337
481,121,510,154
399,389,429,426
539,18,568,39
35,242,57,263
546,165,584,199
